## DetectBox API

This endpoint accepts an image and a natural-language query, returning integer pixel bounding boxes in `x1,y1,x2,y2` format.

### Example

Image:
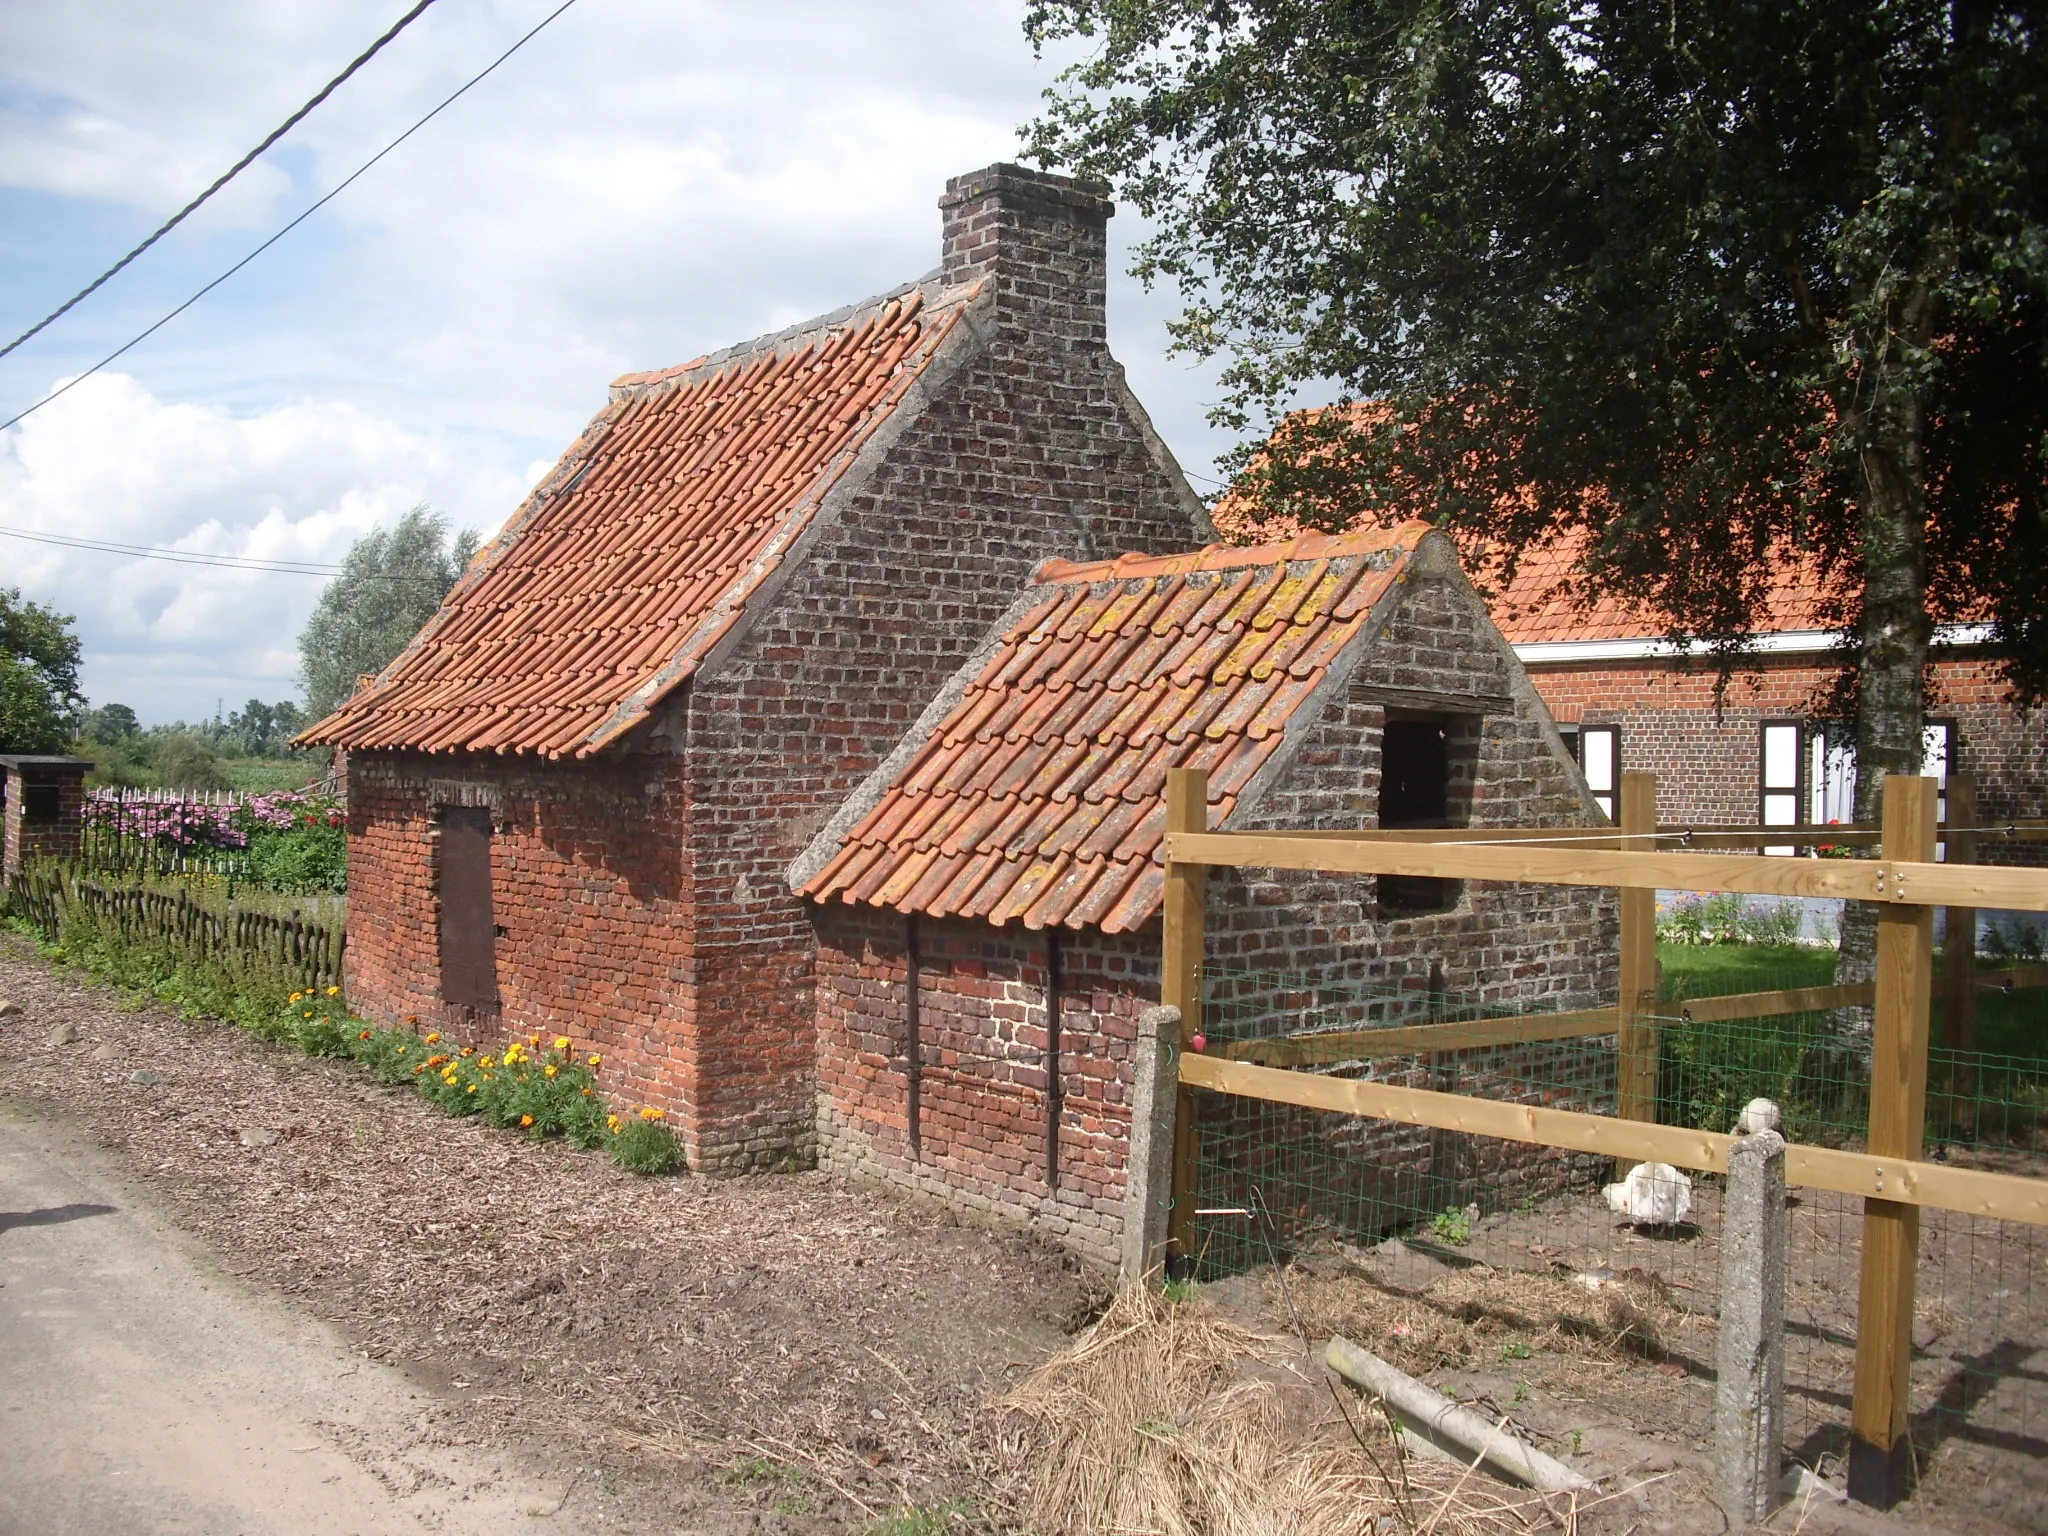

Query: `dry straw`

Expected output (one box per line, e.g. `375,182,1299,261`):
990,1283,1548,1535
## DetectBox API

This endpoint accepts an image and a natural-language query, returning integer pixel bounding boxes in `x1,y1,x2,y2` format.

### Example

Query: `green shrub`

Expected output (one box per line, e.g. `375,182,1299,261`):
246,820,347,893
609,1112,684,1175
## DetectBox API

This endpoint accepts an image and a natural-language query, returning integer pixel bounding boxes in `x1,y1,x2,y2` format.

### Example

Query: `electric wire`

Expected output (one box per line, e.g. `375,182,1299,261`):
1,0,584,434
0,523,446,582
0,0,440,362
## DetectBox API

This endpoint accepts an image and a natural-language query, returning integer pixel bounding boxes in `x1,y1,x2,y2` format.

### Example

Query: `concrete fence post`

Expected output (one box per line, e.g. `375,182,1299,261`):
1122,1004,1181,1285
1715,1114,1788,1522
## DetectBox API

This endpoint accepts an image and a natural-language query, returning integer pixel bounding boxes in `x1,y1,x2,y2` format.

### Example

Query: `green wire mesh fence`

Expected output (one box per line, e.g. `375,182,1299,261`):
1186,960,2048,1500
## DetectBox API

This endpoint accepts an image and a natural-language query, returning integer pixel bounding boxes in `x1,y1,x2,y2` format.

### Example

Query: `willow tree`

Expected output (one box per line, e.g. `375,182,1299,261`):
1027,1,2048,981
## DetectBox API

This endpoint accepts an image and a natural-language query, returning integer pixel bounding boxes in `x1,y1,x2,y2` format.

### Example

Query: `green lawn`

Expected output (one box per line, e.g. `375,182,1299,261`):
1658,940,2044,1063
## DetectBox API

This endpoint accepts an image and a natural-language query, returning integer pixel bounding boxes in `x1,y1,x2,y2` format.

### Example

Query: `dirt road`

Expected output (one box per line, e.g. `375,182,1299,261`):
0,1107,584,1536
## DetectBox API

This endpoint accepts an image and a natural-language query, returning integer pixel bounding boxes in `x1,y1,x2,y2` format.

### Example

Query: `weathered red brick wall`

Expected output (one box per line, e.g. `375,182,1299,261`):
341,749,708,1155
814,901,1154,1266
1530,652,2045,857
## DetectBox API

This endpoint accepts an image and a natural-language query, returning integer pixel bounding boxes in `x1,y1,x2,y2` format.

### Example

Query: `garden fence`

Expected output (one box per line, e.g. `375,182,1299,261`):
4,862,345,995
79,784,345,888
1156,765,2048,1512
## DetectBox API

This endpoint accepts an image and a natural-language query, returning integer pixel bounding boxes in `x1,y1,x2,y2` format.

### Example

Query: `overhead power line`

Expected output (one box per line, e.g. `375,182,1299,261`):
0,0,441,362
0,523,445,581
1,0,584,434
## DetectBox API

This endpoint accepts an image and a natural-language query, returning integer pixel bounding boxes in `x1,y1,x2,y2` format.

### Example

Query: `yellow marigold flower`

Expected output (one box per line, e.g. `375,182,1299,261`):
544,1065,558,1078
425,1032,441,1044
640,1106,663,1121
289,992,302,1003
303,1010,313,1018
466,1084,478,1095
607,1114,621,1132
397,1043,408,1052
326,985,340,996
520,1114,534,1127
479,1055,495,1068
581,1087,593,1097
587,1054,601,1066
528,1034,540,1046
554,1036,571,1050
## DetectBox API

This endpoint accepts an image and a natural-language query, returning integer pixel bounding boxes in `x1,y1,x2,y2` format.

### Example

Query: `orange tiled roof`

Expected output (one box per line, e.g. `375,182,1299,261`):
1212,408,1844,646
302,282,976,757
798,521,1432,932
1476,527,1836,645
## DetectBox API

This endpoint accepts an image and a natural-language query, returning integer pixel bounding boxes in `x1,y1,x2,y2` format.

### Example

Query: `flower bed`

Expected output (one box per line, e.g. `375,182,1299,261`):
82,788,347,892
287,987,682,1174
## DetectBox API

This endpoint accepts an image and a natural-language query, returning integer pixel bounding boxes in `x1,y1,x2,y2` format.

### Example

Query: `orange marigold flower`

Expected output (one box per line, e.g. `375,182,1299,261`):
358,1030,371,1040
640,1106,664,1121
520,1114,534,1127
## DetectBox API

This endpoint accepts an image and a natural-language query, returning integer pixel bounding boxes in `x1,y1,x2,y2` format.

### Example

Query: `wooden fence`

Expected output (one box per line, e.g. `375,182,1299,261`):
1159,766,2048,1510
4,863,345,994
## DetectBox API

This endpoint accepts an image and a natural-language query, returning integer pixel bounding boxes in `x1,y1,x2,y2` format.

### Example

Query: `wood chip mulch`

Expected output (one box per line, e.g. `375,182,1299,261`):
0,935,1103,1526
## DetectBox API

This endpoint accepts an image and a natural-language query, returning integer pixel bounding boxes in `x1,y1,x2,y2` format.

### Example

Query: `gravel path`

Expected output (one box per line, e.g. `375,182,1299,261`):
0,934,1100,1529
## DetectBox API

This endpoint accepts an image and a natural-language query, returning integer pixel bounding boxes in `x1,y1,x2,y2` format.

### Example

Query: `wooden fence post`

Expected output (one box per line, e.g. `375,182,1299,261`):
1162,766,1209,1270
1848,774,1938,1509
1942,775,1978,1138
1615,770,1660,1174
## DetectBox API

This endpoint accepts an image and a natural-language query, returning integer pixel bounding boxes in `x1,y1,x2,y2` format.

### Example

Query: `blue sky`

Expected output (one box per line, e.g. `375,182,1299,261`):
0,1,1237,724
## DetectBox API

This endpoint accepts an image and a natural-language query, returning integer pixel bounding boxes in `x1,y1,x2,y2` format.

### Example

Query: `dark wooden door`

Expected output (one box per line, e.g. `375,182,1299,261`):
438,807,498,1007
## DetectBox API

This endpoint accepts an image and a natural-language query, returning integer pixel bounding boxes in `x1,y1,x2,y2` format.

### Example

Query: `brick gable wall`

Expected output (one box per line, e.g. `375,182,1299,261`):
682,178,1200,1167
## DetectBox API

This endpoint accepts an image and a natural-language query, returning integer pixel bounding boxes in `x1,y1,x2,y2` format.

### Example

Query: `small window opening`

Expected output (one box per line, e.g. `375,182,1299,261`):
22,783,61,823
1378,714,1473,917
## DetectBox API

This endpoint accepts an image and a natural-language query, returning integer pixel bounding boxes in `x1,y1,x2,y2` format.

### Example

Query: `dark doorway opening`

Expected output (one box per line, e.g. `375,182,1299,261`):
438,806,498,1009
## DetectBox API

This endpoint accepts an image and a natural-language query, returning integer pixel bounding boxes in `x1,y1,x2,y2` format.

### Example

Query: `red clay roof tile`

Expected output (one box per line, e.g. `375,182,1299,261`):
799,520,1432,930
301,283,977,757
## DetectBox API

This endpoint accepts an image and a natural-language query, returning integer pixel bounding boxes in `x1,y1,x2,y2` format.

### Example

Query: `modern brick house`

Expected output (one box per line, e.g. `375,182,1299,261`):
1485,534,2042,861
302,164,1206,1171
794,520,1616,1265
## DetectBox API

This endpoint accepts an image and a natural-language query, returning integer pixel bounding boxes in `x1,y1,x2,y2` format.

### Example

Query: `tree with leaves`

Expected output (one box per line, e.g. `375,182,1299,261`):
0,587,85,753
1026,0,2047,983
299,507,480,721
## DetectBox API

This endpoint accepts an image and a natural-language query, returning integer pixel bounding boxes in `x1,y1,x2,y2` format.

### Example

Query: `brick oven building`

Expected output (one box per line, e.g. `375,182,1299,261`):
794,520,1616,1266
301,164,1206,1171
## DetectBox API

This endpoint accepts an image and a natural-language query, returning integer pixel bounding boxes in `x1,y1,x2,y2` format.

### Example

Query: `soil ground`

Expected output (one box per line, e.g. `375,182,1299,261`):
2,930,2041,1533
1200,1163,2048,1533
0,934,1100,1532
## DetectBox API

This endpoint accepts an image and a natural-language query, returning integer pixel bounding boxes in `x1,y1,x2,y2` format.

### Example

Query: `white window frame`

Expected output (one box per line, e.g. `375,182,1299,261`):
1759,719,1804,856
1577,723,1620,822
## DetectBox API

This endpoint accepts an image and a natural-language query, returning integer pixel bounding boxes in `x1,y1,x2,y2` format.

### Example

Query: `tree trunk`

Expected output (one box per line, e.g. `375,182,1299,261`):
1833,313,1935,1058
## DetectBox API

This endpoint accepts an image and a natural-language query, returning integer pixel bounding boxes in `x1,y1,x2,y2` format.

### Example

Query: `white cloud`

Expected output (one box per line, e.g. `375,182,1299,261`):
0,372,525,722
0,1,1240,718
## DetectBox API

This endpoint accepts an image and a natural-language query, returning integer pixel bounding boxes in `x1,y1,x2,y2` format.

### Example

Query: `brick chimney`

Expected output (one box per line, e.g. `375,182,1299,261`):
939,164,1112,351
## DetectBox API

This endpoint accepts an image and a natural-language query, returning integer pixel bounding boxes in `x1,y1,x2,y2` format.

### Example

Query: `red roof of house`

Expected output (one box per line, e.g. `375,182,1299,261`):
302,282,976,757
1210,409,1844,647
1475,527,1836,645
797,521,1431,932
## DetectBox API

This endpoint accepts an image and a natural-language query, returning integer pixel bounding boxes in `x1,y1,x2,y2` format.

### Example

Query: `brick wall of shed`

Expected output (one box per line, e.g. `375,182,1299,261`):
679,239,1198,1171
813,901,1155,1268
1532,652,2044,861
341,749,709,1155
811,573,1620,1264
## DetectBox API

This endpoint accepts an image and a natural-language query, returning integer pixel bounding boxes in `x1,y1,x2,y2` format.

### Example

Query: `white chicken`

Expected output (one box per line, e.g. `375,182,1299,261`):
1603,1161,1694,1227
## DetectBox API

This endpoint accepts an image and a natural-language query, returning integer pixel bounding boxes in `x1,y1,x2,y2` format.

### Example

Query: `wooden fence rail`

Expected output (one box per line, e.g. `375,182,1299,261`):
3,865,344,993
1160,765,2048,1510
